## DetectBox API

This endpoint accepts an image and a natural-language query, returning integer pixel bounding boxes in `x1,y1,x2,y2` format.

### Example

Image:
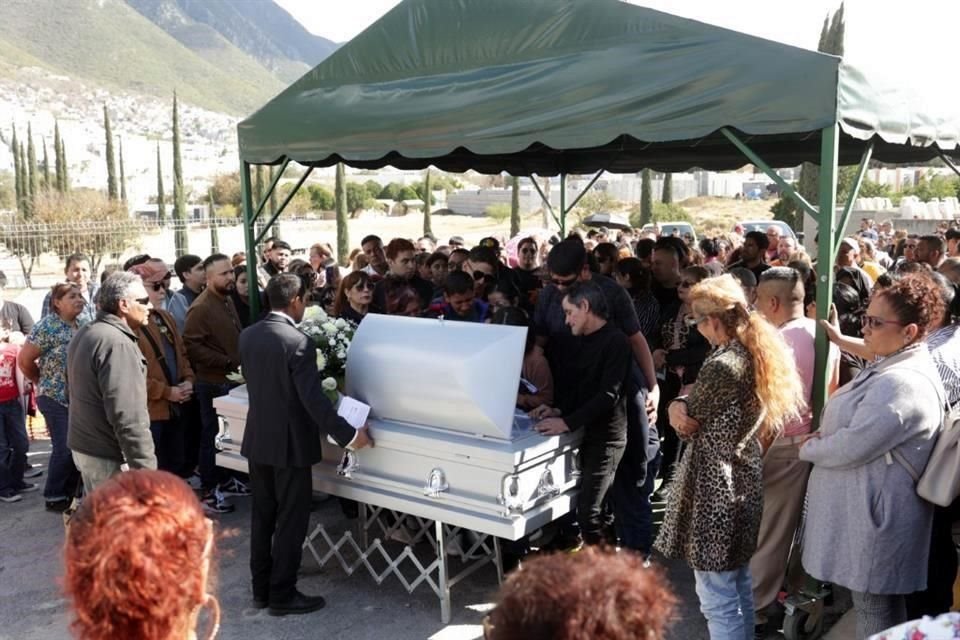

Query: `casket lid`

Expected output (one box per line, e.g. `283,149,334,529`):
345,314,525,440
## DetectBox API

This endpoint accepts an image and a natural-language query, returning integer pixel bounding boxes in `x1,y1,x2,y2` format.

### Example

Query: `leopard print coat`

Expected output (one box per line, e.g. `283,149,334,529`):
654,340,764,572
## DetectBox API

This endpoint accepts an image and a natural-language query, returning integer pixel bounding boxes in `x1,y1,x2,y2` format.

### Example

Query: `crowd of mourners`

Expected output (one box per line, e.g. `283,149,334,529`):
3,215,960,640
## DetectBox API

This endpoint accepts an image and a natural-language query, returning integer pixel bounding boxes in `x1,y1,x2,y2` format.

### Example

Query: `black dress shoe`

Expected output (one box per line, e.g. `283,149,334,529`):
252,597,268,610
268,591,326,616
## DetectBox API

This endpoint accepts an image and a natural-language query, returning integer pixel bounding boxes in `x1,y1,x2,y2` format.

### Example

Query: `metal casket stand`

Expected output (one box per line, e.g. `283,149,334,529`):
215,315,582,623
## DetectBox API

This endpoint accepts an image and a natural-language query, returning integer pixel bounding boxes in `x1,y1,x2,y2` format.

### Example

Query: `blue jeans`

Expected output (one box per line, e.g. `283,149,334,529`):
0,400,27,493
195,382,232,490
694,566,755,640
39,395,78,501
613,449,661,555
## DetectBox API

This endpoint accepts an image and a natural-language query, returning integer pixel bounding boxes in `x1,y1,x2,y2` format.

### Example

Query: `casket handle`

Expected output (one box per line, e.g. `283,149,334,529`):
536,468,560,498
337,452,359,479
423,468,449,498
497,475,523,516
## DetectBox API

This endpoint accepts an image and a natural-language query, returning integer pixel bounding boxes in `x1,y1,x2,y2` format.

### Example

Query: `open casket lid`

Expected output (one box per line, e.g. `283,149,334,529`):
345,314,525,440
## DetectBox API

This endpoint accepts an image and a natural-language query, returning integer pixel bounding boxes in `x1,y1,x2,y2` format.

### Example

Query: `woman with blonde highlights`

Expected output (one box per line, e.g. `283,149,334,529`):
655,274,803,640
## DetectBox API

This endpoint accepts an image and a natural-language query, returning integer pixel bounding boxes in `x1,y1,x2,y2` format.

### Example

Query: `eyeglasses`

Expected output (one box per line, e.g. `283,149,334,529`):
134,297,150,305
678,280,697,289
150,282,167,292
353,281,375,291
473,271,495,282
550,275,578,288
861,315,905,330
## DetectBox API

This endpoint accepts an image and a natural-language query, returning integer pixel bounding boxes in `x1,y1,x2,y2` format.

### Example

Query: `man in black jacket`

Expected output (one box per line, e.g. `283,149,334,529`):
240,274,373,616
531,281,630,546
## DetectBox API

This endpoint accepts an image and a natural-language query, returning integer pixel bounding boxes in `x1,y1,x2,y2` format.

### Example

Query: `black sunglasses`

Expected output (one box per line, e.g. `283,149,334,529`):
473,271,495,282
134,297,150,305
150,282,167,292
354,281,375,291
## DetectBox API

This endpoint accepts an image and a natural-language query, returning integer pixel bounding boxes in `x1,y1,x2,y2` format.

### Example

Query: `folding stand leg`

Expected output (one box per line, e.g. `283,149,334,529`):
435,520,451,624
359,502,368,548
493,537,504,585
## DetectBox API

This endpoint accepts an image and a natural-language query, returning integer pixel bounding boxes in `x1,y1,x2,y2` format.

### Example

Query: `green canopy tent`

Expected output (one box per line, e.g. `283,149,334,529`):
237,0,960,419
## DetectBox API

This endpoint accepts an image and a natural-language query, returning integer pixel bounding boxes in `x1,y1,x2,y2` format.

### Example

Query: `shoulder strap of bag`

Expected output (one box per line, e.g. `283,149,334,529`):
885,365,949,484
139,324,176,387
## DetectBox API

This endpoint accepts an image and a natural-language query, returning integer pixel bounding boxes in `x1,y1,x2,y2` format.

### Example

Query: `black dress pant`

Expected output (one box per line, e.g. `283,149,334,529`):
249,462,313,604
656,371,683,480
577,436,625,545
906,503,959,619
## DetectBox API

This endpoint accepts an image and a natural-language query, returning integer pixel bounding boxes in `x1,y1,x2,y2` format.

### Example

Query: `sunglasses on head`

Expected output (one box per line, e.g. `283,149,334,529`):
473,271,495,282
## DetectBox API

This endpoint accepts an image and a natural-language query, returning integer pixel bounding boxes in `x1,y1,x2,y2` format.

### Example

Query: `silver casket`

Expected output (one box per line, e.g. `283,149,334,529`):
215,314,582,540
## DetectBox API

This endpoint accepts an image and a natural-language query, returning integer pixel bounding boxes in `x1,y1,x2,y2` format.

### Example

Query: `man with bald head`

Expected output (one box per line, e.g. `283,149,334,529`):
764,225,781,263
749,267,839,634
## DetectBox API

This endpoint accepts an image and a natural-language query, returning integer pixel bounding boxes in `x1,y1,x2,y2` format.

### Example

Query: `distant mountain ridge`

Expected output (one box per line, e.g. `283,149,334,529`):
126,0,339,83
0,0,338,115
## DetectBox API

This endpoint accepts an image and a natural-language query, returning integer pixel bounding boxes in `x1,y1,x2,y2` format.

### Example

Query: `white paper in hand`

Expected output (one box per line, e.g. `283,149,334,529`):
327,395,371,451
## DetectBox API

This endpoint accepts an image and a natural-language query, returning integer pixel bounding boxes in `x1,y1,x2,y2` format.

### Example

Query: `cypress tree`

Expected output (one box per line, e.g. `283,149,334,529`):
104,104,117,200
118,137,127,203
423,167,433,237
268,166,280,240
253,165,265,241
172,91,188,255
639,169,653,226
26,123,37,205
53,121,64,193
41,137,50,190
10,125,21,213
156,142,166,226
661,172,673,204
60,139,69,192
510,175,520,237
209,188,219,254
335,162,349,266
19,142,30,217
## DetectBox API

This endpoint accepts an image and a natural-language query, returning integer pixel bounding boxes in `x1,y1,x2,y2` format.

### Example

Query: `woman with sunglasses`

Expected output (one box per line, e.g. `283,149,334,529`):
800,276,946,639
655,274,803,640
333,271,374,325
18,282,87,512
650,266,712,498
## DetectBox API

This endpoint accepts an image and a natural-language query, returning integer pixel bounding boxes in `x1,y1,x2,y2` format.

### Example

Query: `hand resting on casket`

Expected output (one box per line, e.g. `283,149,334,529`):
534,417,570,436
350,424,375,450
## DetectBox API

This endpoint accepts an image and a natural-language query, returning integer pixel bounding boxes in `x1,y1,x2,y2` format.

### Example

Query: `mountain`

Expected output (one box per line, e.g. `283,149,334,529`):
126,0,339,82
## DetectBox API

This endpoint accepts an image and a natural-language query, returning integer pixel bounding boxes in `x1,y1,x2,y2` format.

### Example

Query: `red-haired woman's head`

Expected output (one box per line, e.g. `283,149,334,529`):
63,470,216,640
485,547,676,640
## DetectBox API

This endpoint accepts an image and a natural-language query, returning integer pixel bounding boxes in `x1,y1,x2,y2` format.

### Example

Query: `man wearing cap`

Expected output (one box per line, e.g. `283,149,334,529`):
132,259,173,311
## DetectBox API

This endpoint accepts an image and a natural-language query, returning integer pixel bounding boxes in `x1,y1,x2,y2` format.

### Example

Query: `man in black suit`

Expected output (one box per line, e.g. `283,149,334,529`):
240,274,373,616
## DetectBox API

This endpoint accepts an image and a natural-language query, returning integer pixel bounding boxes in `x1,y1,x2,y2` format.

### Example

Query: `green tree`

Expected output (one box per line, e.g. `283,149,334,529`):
335,163,349,266
363,179,382,200
423,168,433,237
253,166,266,239
171,92,188,256
118,137,127,204
661,172,673,204
639,169,653,227
378,182,403,200
41,137,50,190
60,139,69,192
269,165,281,240
0,170,14,210
308,184,334,210
346,182,374,213
10,125,21,213
104,105,117,200
510,175,520,237
397,185,418,201
210,172,241,208
26,123,37,208
208,188,219,254
485,203,511,223
19,142,30,218
156,143,166,226
53,121,64,193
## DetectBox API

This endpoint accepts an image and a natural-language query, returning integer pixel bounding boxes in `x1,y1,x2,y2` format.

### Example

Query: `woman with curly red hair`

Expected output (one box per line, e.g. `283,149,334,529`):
483,546,675,639
63,469,219,640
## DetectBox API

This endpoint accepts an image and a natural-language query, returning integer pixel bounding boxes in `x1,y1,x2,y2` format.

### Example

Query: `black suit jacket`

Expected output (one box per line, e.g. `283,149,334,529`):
239,314,356,468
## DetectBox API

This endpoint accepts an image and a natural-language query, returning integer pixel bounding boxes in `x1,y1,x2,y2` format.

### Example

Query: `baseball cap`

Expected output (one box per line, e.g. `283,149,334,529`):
479,237,501,253
129,259,172,283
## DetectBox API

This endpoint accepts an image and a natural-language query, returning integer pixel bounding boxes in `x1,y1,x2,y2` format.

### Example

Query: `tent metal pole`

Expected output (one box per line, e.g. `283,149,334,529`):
559,173,567,237
251,158,291,226
812,124,839,430
255,166,314,245
938,149,960,180
240,160,260,320
719,128,819,220
529,175,562,230
564,170,604,213
832,141,874,262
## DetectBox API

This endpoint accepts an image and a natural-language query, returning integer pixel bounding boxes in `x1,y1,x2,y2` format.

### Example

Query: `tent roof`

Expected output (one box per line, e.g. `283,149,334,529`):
237,0,960,174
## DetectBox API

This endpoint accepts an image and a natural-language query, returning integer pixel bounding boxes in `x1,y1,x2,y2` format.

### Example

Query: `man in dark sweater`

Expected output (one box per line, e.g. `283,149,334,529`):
531,281,630,546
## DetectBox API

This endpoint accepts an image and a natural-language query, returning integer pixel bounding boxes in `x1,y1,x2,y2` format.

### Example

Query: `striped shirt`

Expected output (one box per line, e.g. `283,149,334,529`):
927,323,960,405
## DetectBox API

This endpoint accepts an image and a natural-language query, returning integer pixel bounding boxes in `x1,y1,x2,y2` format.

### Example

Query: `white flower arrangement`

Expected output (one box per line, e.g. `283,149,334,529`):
298,305,357,400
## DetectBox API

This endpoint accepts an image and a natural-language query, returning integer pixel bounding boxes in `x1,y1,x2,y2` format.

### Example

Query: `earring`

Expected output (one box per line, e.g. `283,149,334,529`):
196,593,220,640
